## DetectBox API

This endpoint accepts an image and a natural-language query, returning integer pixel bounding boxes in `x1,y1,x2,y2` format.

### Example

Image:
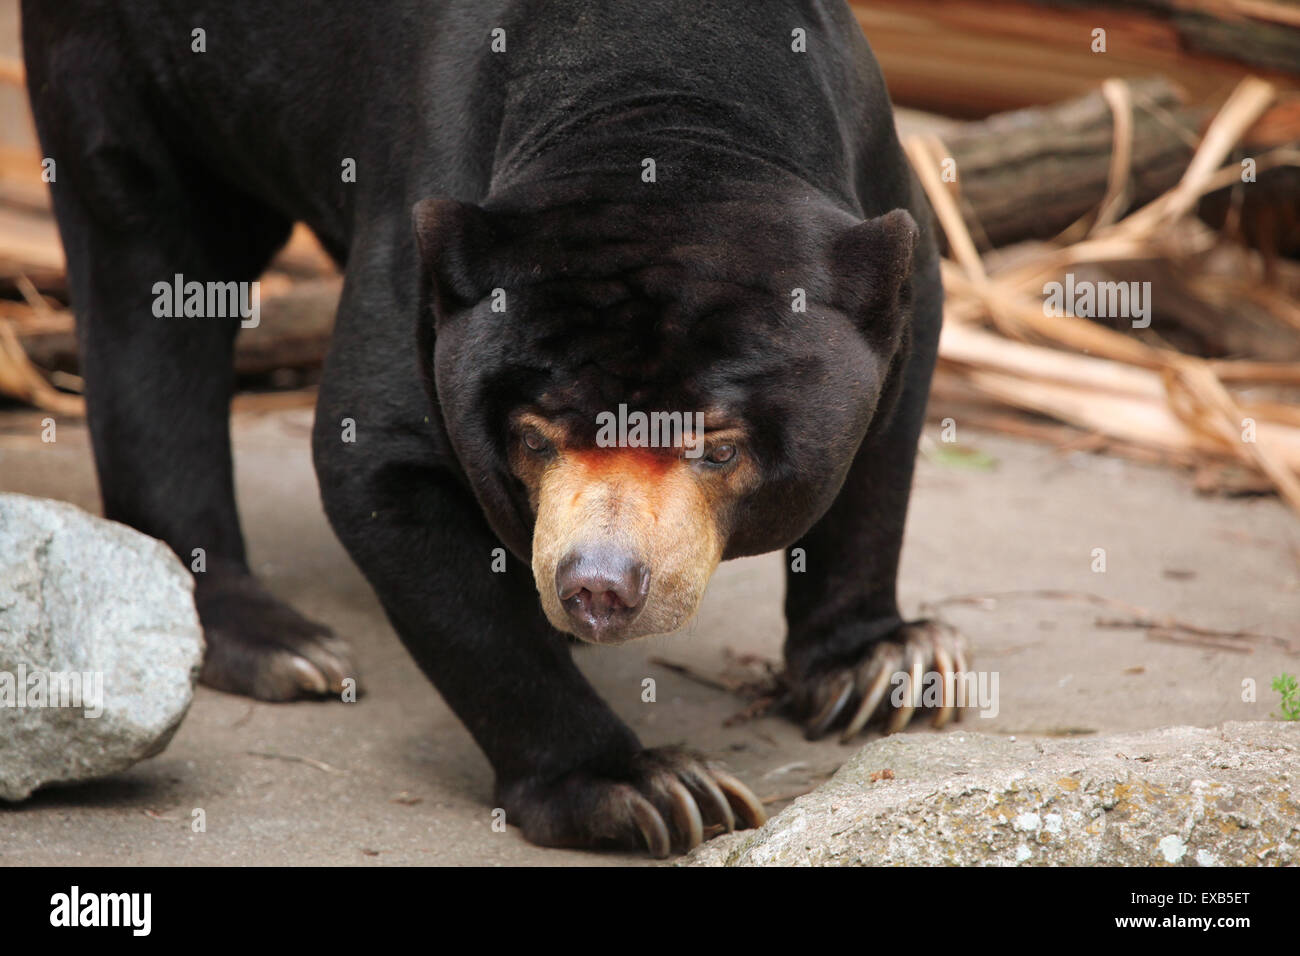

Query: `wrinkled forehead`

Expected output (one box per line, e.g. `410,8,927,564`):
496,310,827,439
458,261,817,406
468,300,865,459
440,198,879,443
484,190,841,290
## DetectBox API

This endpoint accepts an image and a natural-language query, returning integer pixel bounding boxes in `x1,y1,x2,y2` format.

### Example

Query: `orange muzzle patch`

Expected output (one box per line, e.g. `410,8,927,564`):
529,446,724,642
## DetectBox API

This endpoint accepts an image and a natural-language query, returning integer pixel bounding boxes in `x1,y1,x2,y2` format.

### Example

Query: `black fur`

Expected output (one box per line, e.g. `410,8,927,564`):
23,0,942,851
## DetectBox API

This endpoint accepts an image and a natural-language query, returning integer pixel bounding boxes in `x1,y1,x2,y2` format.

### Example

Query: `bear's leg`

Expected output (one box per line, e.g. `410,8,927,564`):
782,245,969,740
30,74,356,702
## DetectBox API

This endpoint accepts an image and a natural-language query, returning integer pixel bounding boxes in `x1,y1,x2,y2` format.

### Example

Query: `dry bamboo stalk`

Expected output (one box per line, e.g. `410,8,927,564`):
940,322,1164,401
905,135,988,284
0,318,82,416
1238,400,1300,429
0,57,23,88
942,323,1300,429
940,326,1300,442
912,76,1300,514
1122,77,1277,232
940,262,1165,366
1210,360,1300,386
953,367,1300,470
1167,357,1300,510
1093,79,1136,233
0,206,65,281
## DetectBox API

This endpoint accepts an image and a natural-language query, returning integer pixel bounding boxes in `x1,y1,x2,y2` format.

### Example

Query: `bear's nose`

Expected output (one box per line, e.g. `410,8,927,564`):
556,547,650,641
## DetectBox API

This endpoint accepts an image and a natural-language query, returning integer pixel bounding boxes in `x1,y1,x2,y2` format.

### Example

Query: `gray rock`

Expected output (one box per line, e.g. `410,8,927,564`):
0,493,203,801
686,722,1299,866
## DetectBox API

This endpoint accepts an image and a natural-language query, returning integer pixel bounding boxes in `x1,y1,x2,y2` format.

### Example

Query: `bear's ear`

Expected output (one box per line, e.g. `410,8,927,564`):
829,208,919,339
413,198,494,325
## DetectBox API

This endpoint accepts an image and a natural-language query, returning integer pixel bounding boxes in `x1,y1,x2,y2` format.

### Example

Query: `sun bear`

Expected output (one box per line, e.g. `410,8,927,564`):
25,0,963,856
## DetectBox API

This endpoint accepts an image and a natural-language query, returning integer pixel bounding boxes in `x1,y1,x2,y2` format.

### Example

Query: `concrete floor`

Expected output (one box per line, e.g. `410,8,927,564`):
0,404,1297,865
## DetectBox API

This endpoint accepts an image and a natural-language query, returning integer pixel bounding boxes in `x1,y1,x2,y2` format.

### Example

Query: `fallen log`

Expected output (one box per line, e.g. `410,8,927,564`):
4,277,341,377
900,76,1300,254
232,277,340,374
904,76,1199,248
0,208,334,296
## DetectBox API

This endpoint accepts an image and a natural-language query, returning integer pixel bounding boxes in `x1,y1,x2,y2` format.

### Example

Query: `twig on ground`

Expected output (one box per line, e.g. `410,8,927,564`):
245,751,347,774
923,588,1298,653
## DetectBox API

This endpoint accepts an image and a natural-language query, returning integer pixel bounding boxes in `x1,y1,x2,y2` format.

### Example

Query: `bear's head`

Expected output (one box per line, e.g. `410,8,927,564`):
414,182,918,644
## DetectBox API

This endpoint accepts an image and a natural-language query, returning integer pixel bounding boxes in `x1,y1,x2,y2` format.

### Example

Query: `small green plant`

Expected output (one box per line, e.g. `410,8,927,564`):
1272,673,1300,721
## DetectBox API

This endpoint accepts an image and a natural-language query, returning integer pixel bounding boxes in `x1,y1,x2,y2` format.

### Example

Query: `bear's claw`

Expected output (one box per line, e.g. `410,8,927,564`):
505,747,766,858
796,620,969,742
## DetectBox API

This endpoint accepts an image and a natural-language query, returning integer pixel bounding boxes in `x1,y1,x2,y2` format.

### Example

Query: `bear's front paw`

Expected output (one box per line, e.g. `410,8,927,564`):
196,571,359,702
500,747,767,858
791,619,969,742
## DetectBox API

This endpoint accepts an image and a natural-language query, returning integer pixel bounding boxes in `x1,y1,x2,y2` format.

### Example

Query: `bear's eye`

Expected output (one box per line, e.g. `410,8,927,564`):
705,444,737,466
522,429,552,454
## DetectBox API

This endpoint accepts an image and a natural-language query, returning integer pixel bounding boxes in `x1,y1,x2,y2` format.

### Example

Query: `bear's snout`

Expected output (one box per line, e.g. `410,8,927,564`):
524,444,724,642
555,546,651,642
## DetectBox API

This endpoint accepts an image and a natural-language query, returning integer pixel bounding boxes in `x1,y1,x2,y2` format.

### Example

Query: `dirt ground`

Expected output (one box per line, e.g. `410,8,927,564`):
0,404,1297,865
